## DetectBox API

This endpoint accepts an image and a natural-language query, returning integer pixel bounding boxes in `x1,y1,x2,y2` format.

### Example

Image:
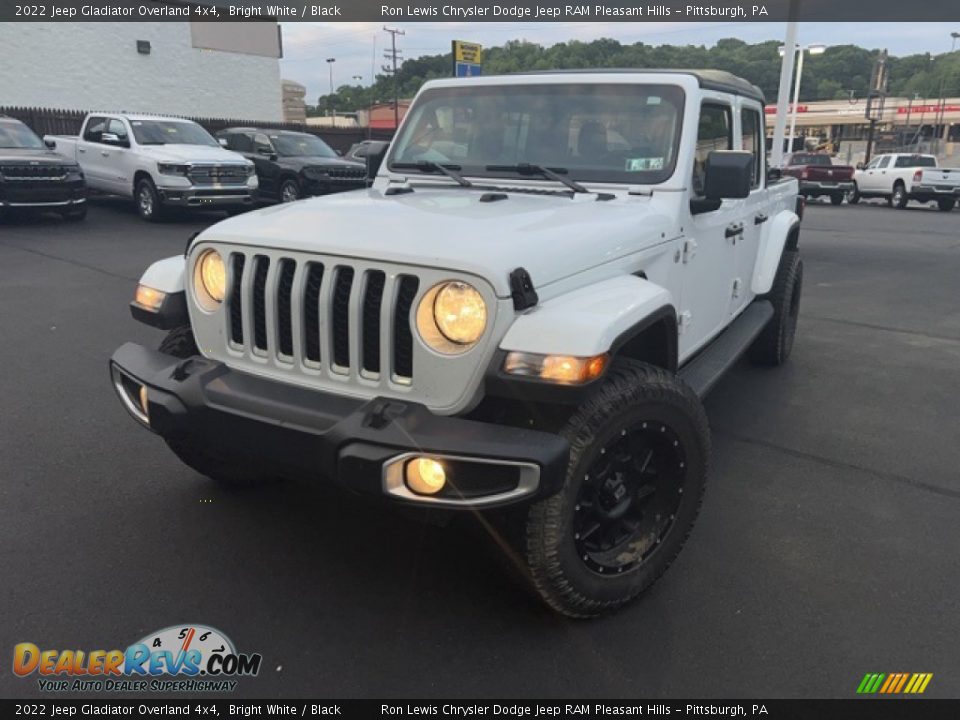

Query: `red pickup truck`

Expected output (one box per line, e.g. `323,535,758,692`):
782,152,855,205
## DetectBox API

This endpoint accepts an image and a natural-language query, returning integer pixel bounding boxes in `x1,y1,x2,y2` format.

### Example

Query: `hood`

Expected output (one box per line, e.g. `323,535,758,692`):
201,187,673,297
281,155,365,170
0,148,76,166
136,144,250,165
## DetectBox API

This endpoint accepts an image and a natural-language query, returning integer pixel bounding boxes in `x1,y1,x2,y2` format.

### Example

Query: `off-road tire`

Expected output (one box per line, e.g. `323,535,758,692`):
891,182,908,209
830,193,844,206
937,198,955,212
61,205,87,222
523,359,709,618
847,183,861,204
135,177,165,222
748,250,803,366
158,325,280,488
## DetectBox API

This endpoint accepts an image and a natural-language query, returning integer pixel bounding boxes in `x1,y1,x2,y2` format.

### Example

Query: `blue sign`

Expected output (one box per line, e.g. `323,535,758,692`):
455,62,482,78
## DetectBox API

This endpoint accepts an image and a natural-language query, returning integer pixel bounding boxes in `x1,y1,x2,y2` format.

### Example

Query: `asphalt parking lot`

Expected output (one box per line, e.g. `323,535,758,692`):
1,195,959,699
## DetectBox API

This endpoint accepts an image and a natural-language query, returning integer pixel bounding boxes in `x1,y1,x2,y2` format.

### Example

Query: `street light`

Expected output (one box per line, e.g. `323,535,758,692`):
326,58,336,95
934,32,959,154
778,43,826,155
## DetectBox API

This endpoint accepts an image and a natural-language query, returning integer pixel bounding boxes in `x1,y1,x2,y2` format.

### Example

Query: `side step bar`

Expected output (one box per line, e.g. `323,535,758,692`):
679,301,774,397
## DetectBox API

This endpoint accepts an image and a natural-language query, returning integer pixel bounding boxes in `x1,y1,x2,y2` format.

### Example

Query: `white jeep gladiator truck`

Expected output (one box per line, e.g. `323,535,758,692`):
110,70,803,617
850,153,960,211
46,113,257,221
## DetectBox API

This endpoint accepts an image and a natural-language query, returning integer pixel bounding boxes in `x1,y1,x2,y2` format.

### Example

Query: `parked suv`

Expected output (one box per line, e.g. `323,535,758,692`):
111,70,803,617
46,114,257,221
0,116,87,221
218,128,366,203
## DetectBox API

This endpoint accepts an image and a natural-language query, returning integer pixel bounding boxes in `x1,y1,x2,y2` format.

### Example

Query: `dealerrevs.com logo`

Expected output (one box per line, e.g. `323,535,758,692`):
13,624,262,693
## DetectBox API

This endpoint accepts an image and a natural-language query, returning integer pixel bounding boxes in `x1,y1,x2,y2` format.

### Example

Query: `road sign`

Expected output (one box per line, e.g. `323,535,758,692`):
452,40,482,77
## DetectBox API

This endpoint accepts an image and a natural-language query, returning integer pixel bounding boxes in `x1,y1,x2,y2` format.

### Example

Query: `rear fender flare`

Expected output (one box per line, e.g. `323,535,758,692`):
752,211,799,296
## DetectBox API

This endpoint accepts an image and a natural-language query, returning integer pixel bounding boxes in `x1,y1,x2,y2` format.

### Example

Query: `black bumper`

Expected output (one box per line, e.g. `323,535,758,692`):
0,178,86,208
109,343,569,508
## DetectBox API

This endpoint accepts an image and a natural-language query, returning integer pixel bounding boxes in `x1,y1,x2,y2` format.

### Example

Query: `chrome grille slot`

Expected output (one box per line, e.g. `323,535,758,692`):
188,164,248,185
276,259,296,358
251,256,270,353
331,267,354,370
393,276,419,381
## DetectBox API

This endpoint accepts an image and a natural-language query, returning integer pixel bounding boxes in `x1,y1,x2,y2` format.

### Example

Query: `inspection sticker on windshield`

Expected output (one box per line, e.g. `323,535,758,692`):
626,157,664,171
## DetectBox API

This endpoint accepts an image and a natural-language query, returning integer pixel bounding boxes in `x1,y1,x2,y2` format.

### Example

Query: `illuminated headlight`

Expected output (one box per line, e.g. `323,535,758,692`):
157,163,190,176
503,352,608,385
416,281,487,354
193,249,226,311
133,284,166,312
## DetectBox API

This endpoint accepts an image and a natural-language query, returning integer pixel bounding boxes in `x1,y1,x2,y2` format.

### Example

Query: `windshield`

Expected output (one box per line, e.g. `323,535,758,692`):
0,121,44,149
130,120,218,147
791,153,831,166
271,133,338,158
895,155,936,168
388,83,685,185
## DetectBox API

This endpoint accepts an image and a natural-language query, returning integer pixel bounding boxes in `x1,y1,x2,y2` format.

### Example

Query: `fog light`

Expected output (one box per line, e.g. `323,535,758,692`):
405,457,446,495
138,385,149,419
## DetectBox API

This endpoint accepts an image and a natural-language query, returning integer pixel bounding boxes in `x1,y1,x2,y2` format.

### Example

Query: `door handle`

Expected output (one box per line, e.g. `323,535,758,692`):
78,147,86,153
754,213,768,225
101,151,110,157
725,223,745,239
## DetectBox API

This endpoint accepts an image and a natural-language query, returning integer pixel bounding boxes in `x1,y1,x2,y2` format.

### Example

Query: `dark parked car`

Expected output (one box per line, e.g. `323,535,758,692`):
217,128,366,203
781,152,855,205
0,116,87,221
346,139,390,163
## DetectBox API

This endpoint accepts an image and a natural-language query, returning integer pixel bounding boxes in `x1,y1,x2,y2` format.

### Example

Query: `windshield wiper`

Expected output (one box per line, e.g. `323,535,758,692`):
485,163,588,194
392,161,473,187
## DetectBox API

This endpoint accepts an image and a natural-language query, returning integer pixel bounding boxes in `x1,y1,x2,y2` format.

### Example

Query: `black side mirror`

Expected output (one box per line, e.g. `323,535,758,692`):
366,144,389,182
856,162,865,170
767,167,782,183
44,138,56,149
703,150,753,200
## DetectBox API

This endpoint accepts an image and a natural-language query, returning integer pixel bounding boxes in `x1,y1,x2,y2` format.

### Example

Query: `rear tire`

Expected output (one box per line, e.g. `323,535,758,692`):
830,193,844,206
748,250,803,366
891,183,908,209
135,177,165,222
522,359,709,618
158,325,280,488
937,198,956,212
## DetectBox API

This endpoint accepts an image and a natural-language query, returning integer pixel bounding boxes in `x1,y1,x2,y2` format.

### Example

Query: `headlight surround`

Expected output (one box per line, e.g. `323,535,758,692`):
158,163,190,176
416,281,487,355
193,249,226,311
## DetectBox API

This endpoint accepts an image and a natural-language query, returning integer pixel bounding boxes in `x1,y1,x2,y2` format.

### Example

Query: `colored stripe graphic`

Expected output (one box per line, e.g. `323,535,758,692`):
857,673,933,694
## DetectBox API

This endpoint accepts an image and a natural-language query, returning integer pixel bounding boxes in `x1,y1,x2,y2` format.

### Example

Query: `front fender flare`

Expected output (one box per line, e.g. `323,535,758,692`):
751,210,799,296
499,275,675,358
131,255,188,330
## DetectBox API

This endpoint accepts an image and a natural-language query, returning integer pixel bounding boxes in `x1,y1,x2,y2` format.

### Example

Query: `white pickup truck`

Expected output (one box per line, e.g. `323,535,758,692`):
850,153,960,211
45,113,257,221
110,70,802,617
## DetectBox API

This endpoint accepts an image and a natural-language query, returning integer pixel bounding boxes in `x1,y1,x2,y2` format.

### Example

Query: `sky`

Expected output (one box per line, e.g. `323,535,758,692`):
279,21,959,103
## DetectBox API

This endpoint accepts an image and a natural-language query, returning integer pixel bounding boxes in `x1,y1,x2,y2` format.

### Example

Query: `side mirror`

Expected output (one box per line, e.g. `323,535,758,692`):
44,138,56,149
257,147,277,161
218,138,229,148
101,133,129,148
366,143,389,181
767,167,782,183
703,151,753,200
855,162,865,170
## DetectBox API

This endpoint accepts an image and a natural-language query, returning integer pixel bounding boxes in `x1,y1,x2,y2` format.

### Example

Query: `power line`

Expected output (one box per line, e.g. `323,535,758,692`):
383,26,406,129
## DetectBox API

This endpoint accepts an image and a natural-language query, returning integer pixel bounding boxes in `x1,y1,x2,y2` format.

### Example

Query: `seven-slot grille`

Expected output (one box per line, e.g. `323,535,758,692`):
187,164,249,185
226,251,420,383
0,164,67,181
326,167,366,182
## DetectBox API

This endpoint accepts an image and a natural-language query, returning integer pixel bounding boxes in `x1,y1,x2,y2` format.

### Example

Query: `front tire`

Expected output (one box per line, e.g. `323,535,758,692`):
135,177,165,222
158,326,280,488
937,198,956,212
280,177,301,203
748,250,803,366
523,359,709,618
847,183,861,204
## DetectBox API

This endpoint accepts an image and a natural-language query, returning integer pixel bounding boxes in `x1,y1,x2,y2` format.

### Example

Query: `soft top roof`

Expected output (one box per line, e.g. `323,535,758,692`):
511,68,764,103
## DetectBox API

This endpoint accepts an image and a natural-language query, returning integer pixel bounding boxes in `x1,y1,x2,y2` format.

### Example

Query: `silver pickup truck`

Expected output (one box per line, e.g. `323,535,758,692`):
46,113,257,221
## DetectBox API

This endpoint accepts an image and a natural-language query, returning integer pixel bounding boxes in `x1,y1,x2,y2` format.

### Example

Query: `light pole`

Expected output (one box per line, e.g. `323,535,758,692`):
326,58,336,119
778,43,826,156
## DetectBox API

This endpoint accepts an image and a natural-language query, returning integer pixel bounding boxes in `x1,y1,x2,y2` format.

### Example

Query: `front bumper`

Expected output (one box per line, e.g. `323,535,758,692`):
0,178,87,208
799,180,854,195
156,185,257,207
109,343,569,508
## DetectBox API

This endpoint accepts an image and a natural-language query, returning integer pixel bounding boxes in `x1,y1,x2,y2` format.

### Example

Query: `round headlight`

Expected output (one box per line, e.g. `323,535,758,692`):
194,249,225,310
415,281,488,355
433,282,487,344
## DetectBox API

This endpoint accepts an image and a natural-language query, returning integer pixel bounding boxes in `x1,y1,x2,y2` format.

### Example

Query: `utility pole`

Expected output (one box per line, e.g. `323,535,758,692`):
770,1,798,168
933,32,959,156
864,50,889,164
382,26,405,131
